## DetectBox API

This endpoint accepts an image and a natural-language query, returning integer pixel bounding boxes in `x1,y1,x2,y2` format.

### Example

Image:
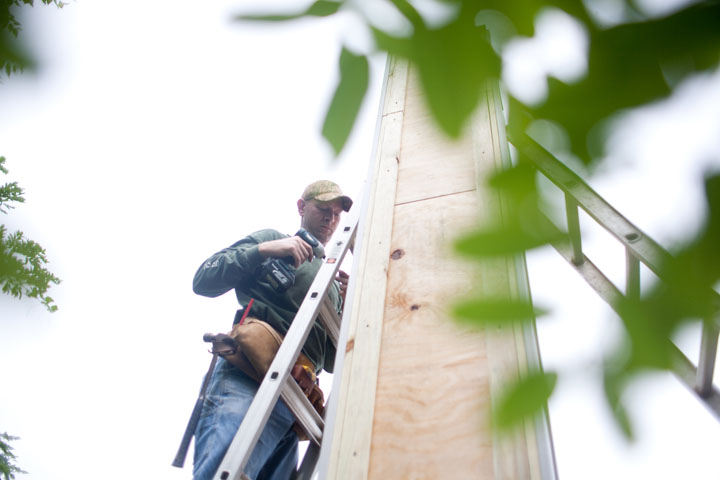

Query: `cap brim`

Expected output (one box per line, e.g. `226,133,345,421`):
314,193,353,212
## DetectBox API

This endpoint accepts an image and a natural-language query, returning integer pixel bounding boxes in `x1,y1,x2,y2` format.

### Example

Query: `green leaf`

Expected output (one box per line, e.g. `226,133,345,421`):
234,0,341,22
455,220,563,257
603,370,635,440
614,296,676,371
413,22,500,137
453,298,546,327
0,431,27,478
372,8,500,138
486,162,540,209
0,223,61,312
321,47,369,155
494,370,557,430
530,1,720,163
386,0,425,28
371,27,413,59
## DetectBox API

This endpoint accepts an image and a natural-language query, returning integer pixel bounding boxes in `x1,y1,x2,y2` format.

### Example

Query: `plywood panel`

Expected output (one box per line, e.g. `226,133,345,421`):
368,191,495,479
394,67,477,206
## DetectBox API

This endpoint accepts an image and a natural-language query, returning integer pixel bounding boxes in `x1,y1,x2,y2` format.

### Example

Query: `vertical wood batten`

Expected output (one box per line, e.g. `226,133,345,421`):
475,86,531,480
478,84,556,480
326,56,408,479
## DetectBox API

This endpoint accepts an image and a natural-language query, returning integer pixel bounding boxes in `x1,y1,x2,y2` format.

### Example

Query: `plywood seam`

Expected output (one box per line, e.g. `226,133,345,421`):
394,188,477,207
383,108,403,117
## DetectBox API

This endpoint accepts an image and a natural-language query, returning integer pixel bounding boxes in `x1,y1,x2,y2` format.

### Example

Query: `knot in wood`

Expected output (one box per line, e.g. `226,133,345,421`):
390,248,405,260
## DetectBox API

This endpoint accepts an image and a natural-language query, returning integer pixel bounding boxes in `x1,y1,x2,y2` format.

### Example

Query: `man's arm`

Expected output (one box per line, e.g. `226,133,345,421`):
192,231,315,298
257,236,314,268
192,237,264,297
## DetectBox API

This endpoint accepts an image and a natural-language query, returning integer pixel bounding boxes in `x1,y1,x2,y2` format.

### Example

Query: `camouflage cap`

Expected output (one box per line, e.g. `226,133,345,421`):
301,180,353,212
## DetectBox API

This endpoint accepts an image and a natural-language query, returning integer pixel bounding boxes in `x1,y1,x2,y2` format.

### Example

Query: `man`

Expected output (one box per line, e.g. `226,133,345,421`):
191,180,352,480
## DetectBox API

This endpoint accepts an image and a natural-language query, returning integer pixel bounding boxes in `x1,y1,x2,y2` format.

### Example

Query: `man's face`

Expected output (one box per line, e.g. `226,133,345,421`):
298,198,344,245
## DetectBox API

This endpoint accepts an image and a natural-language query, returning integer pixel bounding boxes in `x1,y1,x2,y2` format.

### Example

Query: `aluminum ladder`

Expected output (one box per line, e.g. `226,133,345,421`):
212,204,360,480
502,116,720,419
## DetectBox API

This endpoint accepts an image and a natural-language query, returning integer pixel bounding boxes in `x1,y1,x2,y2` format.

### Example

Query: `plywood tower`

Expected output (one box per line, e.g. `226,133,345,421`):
319,58,555,479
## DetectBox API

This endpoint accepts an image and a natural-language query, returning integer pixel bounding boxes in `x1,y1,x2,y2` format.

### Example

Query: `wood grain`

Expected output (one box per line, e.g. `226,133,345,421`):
368,191,494,479
394,67,477,206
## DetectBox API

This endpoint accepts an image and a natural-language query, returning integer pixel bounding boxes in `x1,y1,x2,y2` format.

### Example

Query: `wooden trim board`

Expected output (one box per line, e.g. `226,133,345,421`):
327,56,409,480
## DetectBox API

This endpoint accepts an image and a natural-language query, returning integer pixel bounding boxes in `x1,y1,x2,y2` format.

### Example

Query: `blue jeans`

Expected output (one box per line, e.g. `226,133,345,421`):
193,358,298,480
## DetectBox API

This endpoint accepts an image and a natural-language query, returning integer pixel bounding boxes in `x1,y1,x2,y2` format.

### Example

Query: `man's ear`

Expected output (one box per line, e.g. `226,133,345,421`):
297,198,306,216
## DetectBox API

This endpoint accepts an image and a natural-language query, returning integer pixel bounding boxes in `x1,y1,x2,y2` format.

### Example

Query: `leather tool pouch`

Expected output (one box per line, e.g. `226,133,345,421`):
221,318,284,384
214,318,325,441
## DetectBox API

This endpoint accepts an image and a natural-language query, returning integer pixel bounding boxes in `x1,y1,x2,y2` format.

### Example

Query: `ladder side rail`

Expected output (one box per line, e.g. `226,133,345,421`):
213,208,360,480
313,175,378,480
489,83,559,480
536,205,720,419
510,132,672,278
511,132,720,330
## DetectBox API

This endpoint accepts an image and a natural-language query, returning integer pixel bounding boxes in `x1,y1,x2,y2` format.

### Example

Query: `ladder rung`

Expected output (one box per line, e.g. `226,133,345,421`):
672,343,720,420
697,319,719,396
625,248,640,300
280,375,324,445
564,192,583,265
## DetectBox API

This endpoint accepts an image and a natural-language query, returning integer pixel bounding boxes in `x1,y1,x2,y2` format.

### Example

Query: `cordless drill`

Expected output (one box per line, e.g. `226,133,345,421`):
258,228,323,292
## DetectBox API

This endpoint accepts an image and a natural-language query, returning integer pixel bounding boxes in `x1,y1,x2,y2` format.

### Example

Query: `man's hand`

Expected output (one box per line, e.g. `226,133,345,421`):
258,236,314,268
336,270,349,301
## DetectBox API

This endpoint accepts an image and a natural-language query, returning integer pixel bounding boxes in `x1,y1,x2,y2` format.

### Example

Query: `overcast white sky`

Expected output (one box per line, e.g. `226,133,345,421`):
0,1,718,480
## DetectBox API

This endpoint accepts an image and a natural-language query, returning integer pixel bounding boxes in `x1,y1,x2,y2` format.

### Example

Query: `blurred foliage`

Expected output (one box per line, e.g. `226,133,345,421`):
0,0,65,76
0,432,25,480
322,47,369,154
494,370,557,430
0,5,65,478
0,157,60,312
0,1,64,312
236,0,720,438
453,297,547,327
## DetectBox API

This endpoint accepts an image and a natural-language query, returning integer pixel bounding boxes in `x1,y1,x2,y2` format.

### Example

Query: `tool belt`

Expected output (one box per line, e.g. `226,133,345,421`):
211,317,324,441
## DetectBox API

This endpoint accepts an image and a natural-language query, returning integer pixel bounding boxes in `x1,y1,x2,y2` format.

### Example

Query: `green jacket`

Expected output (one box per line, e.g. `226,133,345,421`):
193,229,341,373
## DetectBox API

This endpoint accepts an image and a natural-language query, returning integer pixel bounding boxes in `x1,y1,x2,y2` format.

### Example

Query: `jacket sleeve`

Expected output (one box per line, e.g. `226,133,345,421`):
192,233,270,298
